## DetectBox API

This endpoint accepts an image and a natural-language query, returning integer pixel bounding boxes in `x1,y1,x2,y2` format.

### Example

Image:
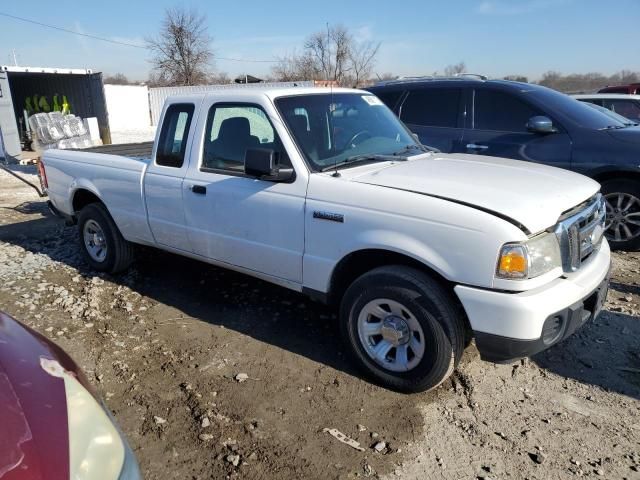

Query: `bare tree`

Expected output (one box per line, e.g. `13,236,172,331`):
209,72,231,84
104,73,130,85
271,51,321,82
146,71,169,87
271,25,381,86
538,71,609,93
147,7,213,86
444,62,466,76
376,72,397,81
304,25,352,84
609,70,639,85
349,40,381,87
503,75,528,83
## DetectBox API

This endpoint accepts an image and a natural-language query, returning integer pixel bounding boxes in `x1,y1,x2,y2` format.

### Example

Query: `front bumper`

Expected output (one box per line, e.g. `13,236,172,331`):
455,240,611,363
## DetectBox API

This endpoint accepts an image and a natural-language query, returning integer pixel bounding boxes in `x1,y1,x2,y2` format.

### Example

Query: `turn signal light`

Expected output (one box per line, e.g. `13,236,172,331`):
497,245,528,279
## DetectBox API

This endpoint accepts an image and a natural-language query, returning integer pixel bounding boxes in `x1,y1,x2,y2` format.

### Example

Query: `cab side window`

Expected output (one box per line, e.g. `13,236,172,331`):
202,104,290,172
156,103,194,168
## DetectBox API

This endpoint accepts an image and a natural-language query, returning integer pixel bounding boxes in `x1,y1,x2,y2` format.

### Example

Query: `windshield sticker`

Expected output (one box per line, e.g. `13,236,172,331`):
362,95,384,106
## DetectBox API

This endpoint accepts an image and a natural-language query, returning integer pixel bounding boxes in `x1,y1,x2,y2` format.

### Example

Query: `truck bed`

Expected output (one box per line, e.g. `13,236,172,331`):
73,141,154,160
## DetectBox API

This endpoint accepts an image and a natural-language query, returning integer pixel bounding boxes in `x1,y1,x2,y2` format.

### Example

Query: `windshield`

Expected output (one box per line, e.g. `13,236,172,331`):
584,102,639,126
274,93,422,171
528,87,628,130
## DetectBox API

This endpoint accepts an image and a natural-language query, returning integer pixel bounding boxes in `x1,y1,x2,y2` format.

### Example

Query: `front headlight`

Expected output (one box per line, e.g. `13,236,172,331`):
40,357,142,480
496,232,561,280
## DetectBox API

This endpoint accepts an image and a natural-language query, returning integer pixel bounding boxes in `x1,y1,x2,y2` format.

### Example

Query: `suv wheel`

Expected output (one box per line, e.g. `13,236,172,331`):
340,265,466,392
601,179,640,251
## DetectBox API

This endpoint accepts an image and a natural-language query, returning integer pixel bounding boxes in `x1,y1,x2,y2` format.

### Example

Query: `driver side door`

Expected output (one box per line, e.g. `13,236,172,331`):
182,102,306,283
462,88,572,170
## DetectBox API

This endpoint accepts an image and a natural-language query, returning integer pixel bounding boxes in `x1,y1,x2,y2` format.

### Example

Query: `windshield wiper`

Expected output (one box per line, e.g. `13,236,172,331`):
392,144,436,156
599,124,627,130
320,154,406,172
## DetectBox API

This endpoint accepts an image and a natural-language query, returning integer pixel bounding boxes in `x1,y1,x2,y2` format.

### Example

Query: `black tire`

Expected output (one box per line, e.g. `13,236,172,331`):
339,265,466,393
77,203,134,273
600,178,640,251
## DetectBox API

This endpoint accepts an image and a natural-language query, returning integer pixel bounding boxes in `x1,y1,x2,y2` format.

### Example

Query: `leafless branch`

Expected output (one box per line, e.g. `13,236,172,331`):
146,7,213,86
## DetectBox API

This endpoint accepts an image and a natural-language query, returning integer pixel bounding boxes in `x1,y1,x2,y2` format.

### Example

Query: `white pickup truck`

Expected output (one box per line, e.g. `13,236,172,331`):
41,87,610,392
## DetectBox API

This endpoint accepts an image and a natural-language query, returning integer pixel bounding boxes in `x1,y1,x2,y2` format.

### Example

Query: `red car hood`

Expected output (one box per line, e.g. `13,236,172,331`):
0,312,70,480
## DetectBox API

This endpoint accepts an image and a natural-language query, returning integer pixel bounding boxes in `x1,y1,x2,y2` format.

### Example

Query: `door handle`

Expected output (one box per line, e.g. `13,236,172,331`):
190,185,206,195
466,143,489,151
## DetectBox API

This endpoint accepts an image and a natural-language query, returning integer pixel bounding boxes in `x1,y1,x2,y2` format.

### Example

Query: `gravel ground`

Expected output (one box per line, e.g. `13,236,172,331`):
1,166,639,480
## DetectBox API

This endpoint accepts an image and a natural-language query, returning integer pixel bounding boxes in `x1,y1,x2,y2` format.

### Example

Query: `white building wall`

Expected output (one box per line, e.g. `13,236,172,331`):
104,84,150,130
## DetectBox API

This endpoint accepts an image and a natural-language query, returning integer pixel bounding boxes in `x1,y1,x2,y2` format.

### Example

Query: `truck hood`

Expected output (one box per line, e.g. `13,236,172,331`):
349,153,600,234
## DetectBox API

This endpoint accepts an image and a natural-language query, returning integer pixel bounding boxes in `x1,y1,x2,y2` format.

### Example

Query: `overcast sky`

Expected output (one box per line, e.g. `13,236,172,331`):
0,0,638,81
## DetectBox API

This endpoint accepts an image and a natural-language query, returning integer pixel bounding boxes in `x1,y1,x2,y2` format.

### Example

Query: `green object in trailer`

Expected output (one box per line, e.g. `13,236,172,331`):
38,95,50,113
53,94,60,112
62,95,70,114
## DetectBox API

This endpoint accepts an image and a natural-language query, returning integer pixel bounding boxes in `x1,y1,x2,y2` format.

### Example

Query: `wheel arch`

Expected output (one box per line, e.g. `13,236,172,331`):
592,168,640,185
71,186,104,214
326,248,453,307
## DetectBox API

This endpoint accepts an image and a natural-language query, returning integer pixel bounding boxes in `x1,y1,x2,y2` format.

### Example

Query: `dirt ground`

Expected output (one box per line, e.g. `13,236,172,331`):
1,165,639,480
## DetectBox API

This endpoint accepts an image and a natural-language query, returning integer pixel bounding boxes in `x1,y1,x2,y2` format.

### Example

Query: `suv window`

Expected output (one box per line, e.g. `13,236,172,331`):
156,103,194,168
374,91,404,111
474,89,540,132
400,88,460,128
202,104,290,172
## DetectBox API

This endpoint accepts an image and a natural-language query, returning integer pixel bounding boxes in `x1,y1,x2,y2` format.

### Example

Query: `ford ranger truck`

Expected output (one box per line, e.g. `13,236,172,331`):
40,88,611,392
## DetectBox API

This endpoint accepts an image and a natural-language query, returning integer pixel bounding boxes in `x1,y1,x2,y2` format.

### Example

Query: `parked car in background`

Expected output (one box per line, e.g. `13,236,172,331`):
598,83,640,95
39,88,610,393
573,94,640,123
582,101,640,126
367,77,640,250
0,310,141,480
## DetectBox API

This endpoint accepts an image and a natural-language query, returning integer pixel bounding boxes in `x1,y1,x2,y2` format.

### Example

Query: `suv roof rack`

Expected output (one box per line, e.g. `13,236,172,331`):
375,73,488,86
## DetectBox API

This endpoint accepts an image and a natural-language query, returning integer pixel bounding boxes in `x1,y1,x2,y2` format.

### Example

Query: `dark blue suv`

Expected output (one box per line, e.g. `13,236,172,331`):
367,77,640,250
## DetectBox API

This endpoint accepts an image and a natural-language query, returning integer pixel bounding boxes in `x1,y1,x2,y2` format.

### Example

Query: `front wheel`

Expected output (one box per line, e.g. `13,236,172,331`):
601,179,640,251
77,203,134,273
340,265,466,393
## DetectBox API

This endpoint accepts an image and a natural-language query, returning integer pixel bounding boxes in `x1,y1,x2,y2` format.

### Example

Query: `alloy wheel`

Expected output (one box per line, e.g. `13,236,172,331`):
604,192,640,242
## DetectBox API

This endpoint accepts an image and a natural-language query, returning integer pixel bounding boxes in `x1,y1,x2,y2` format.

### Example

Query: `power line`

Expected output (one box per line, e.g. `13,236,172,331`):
0,12,147,48
0,11,279,63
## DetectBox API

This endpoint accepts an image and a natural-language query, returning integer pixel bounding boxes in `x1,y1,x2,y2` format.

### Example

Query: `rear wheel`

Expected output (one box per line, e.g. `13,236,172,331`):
340,265,466,393
77,203,134,273
601,179,640,251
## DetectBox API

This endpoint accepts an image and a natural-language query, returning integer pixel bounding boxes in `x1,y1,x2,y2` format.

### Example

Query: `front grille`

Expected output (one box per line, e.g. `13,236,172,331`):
555,194,606,272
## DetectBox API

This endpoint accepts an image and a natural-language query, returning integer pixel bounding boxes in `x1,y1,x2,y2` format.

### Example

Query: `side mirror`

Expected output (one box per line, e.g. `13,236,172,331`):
526,115,557,134
244,148,294,182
